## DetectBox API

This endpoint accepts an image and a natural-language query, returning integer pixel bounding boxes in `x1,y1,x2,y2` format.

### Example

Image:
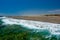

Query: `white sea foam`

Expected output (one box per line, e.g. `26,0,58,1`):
1,16,60,36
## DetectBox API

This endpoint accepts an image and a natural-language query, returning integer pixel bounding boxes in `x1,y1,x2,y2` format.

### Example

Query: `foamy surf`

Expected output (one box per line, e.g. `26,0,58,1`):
0,16,60,39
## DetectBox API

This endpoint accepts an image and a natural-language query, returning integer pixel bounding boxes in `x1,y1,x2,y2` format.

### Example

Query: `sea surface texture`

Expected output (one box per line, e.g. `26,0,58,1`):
0,16,60,40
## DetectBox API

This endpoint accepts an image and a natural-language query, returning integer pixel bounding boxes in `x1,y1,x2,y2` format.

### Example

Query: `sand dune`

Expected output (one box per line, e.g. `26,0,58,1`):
7,16,60,24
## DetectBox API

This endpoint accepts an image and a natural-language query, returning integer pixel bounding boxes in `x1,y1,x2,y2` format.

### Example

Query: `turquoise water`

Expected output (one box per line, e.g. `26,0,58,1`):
0,18,60,40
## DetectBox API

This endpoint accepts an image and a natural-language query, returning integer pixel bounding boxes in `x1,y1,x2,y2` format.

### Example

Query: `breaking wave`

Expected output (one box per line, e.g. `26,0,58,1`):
0,16,60,40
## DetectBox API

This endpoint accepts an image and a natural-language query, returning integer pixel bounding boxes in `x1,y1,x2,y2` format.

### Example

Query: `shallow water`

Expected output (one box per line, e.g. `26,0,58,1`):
0,17,60,40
